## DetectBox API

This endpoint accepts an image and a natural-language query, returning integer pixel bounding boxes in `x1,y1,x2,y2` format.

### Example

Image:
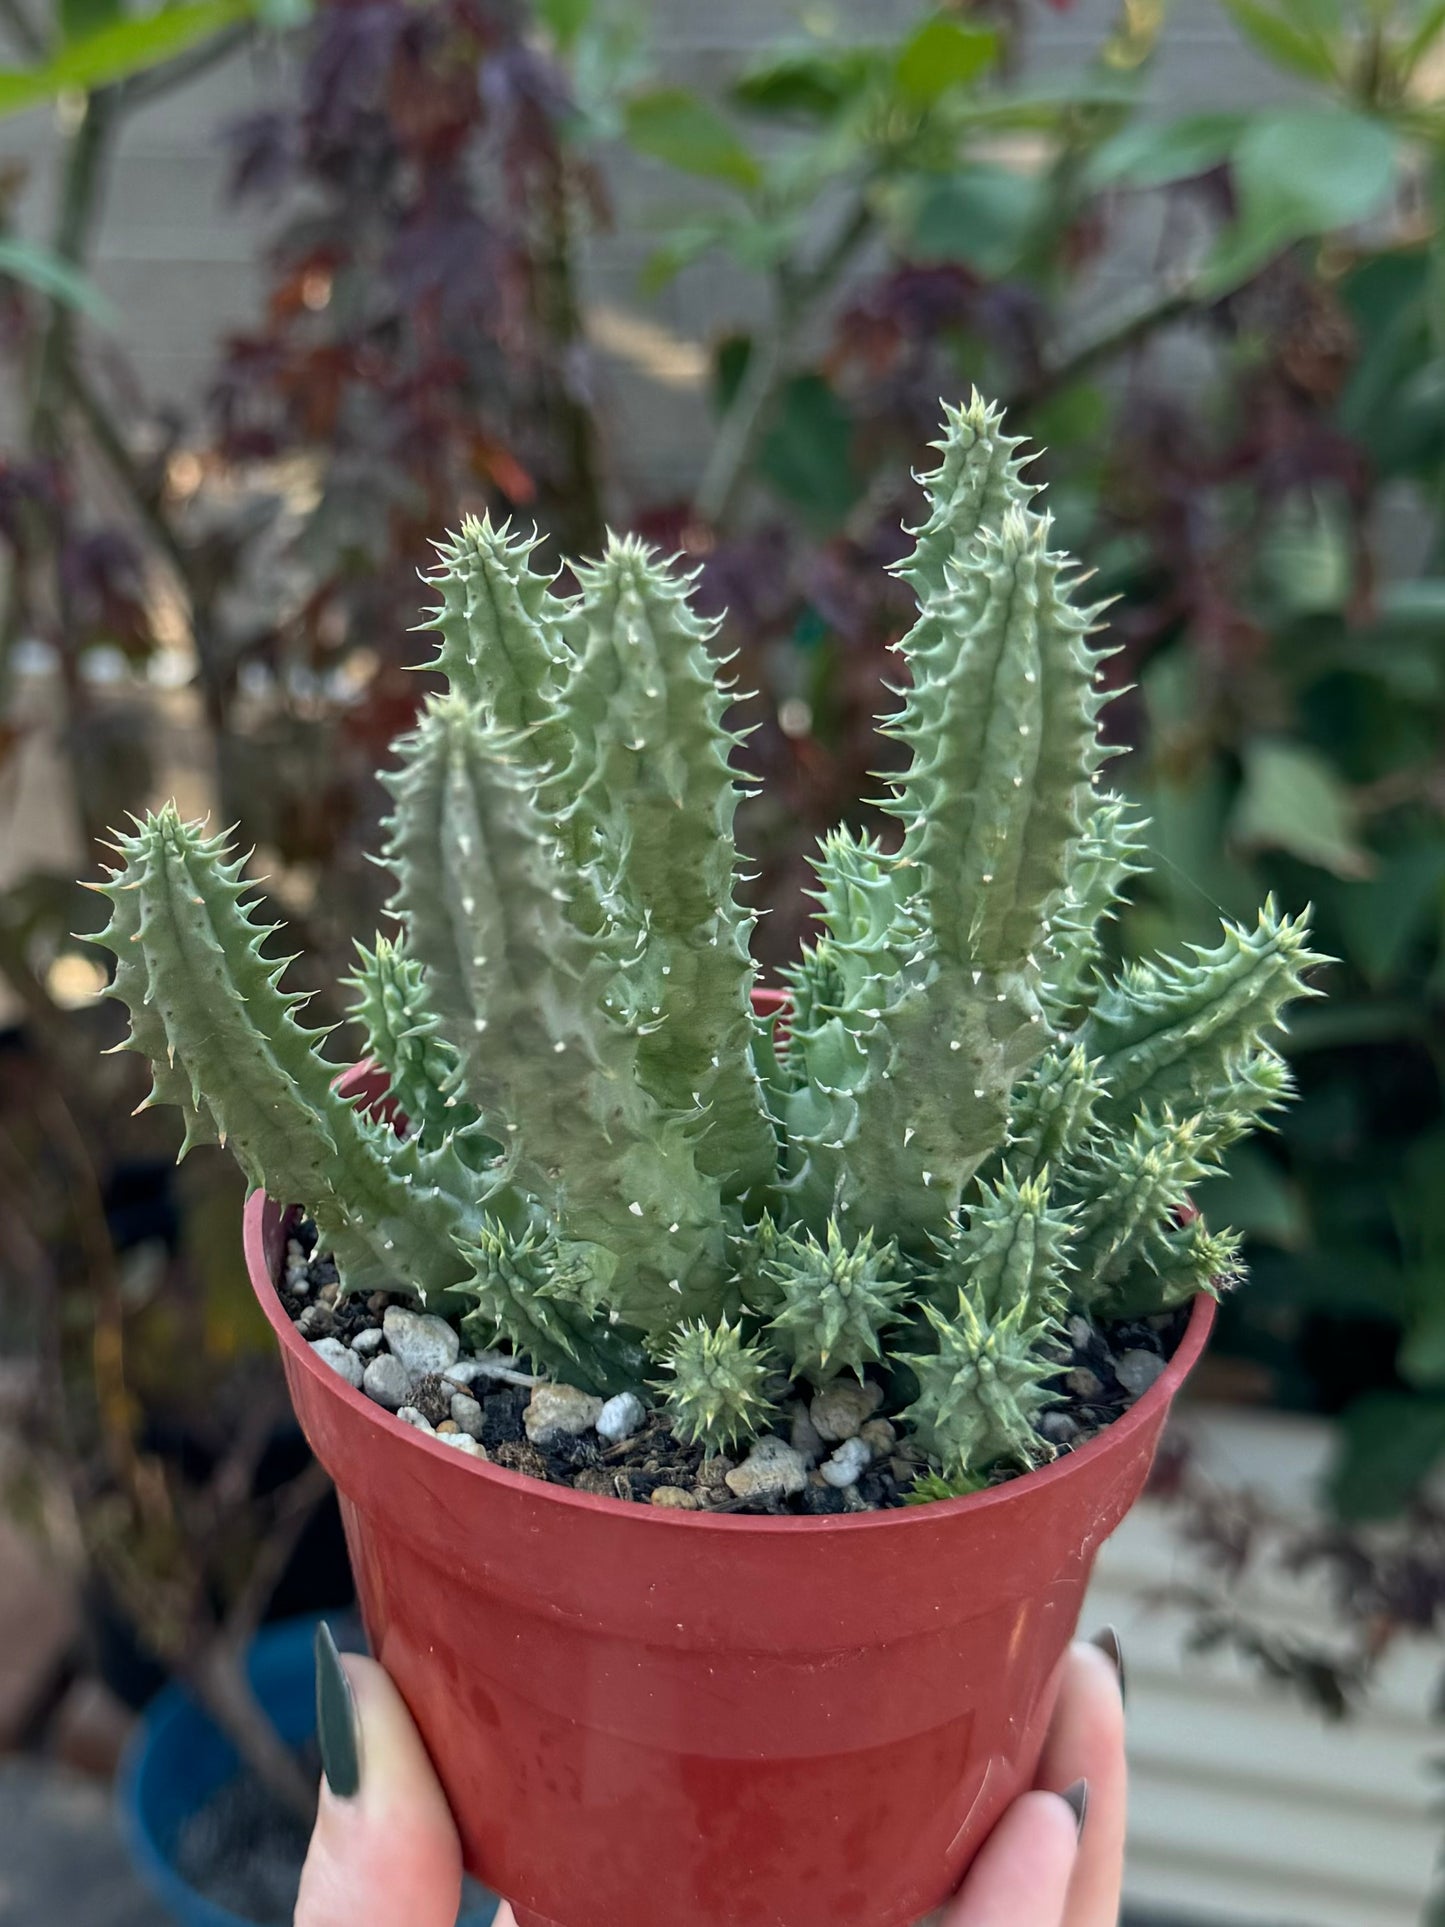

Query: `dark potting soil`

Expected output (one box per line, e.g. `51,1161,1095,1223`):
172,1746,497,1926
276,1220,1188,1515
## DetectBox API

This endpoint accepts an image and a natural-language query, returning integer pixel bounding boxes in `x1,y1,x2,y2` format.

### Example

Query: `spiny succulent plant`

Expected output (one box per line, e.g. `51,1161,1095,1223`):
88,396,1325,1493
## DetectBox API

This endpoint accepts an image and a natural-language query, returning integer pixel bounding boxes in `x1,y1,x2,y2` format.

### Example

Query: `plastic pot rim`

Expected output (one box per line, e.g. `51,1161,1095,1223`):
245,1162,1215,1538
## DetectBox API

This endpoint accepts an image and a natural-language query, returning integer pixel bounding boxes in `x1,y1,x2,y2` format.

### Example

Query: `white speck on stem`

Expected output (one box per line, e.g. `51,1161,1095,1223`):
553,1040,566,1053
904,1127,915,1147
949,1040,961,1051
629,1201,644,1217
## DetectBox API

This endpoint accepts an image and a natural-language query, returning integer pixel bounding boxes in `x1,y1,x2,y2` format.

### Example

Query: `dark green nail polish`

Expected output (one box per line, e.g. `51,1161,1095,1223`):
315,1621,360,1799
1090,1623,1127,1708
1059,1778,1089,1839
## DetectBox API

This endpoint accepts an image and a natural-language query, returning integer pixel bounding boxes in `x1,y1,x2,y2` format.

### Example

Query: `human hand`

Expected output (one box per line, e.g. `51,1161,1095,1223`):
295,1625,1126,1927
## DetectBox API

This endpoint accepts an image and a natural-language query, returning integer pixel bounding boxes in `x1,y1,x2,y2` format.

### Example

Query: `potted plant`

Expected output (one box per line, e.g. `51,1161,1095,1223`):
87,396,1320,1927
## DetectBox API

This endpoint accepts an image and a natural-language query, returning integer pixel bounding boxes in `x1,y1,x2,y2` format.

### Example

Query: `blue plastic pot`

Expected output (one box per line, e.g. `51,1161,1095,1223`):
117,1615,496,1927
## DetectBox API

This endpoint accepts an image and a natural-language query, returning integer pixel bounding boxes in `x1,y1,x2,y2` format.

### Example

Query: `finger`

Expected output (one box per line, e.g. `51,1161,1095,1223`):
295,1631,463,1927
941,1787,1081,1927
1034,1641,1127,1927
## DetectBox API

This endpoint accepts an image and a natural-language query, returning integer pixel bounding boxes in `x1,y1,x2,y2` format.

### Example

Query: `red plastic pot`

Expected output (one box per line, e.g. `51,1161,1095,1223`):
245,1034,1214,1927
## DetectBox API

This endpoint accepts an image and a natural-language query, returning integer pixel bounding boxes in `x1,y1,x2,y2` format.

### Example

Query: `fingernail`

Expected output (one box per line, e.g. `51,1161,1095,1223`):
1090,1623,1127,1708
315,1620,361,1799
1059,1778,1089,1839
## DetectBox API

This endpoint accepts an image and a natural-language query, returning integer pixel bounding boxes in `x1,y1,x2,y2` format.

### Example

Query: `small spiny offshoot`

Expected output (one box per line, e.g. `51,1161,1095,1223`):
87,396,1327,1499
657,1319,777,1455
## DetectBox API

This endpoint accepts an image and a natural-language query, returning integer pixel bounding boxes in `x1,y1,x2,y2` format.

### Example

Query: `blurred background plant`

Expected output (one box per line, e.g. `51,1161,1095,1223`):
3,0,1445,1910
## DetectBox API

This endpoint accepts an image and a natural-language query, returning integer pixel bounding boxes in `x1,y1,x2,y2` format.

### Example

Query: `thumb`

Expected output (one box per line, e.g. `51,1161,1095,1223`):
295,1625,463,1927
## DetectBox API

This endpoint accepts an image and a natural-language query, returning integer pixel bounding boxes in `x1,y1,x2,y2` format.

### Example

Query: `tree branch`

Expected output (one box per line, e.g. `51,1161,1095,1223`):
692,195,876,533
1024,276,1202,409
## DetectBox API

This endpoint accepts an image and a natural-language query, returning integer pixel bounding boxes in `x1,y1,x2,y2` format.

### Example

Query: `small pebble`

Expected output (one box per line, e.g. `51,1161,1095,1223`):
351,1328,385,1358
383,1307,460,1379
436,1420,460,1435
859,1417,896,1458
696,1455,733,1490
438,1432,489,1459
285,1265,310,1295
1115,1350,1167,1399
1065,1367,1106,1401
810,1381,883,1443
525,1383,604,1445
789,1403,826,1466
820,1436,872,1489
395,1406,434,1433
366,1292,392,1315
650,1486,700,1509
362,1353,412,1411
1039,1411,1081,1446
450,1392,487,1440
889,1456,919,1485
316,1281,341,1309
596,1391,646,1443
724,1436,808,1503
309,1337,363,1389
297,1304,334,1339
1067,1315,1093,1350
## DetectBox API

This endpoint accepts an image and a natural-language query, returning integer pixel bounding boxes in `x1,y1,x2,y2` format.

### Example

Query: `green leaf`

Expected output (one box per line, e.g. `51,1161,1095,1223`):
1403,1,1445,75
730,48,874,120
624,88,762,191
0,236,118,325
1399,1285,1445,1389
1202,1143,1310,1249
60,0,122,40
1232,738,1372,881
1328,1390,1445,1519
903,164,1044,277
1085,112,1246,190
1219,0,1339,80
1380,578,1445,628
1203,108,1399,290
1257,490,1351,616
0,1,251,115
537,0,590,47
758,375,860,529
894,14,1000,104
1331,843,1445,985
